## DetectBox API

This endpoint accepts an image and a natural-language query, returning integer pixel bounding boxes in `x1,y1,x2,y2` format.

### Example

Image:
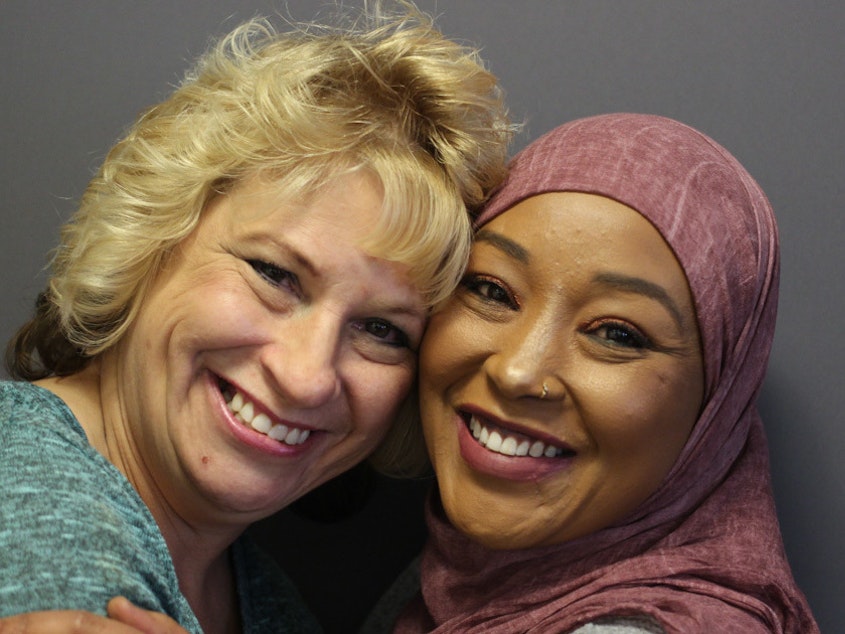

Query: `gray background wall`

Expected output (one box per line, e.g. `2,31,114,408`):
2,2,842,632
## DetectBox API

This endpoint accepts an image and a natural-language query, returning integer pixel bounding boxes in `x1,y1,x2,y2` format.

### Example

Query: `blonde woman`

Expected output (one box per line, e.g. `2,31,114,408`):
0,4,511,633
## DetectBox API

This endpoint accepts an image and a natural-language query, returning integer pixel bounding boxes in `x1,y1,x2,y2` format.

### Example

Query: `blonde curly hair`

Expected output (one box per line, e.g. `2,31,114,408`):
7,2,512,476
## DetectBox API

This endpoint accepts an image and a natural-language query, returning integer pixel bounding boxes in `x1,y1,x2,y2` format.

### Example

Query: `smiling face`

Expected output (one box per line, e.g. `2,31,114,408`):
420,192,704,550
101,171,425,529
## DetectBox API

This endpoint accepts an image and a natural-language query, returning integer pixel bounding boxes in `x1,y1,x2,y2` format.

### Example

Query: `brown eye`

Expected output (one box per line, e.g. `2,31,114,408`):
461,274,517,309
587,319,650,349
249,259,299,293
358,318,410,349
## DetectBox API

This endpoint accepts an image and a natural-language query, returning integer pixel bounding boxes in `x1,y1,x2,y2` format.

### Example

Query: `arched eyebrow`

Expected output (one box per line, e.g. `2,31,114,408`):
594,272,686,329
475,229,530,264
475,230,688,329
252,235,319,277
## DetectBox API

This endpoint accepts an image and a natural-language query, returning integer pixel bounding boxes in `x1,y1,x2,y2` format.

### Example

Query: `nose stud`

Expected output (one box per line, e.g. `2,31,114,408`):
540,382,549,399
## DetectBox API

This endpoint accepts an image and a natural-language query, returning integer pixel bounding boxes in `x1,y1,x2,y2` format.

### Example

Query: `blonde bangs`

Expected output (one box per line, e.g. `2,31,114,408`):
362,151,471,311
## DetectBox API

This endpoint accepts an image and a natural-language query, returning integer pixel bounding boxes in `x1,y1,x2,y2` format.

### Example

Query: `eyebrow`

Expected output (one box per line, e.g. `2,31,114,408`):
290,250,318,278
475,230,686,329
256,234,425,318
475,229,530,263
594,272,686,329
255,235,319,278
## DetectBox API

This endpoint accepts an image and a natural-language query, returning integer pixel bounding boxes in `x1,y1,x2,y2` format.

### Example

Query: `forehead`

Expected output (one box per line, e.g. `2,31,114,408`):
195,174,422,306
223,172,383,238
488,192,655,249
479,192,693,306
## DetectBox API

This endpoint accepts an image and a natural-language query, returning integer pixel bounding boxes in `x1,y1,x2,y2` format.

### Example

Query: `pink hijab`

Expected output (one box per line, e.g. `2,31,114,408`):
396,114,818,632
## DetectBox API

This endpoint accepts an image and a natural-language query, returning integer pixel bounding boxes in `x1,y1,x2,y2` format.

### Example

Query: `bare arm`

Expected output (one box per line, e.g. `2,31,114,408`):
0,598,188,634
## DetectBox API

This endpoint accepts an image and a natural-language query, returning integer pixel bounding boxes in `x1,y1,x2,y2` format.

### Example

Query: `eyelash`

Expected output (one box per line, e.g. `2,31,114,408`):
463,272,655,353
250,259,412,350
248,259,299,294
461,274,518,309
584,318,651,350
354,319,412,349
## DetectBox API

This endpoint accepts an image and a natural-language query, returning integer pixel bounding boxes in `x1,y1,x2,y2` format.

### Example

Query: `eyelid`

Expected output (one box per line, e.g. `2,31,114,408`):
461,273,519,309
248,259,301,296
364,318,412,349
585,317,651,349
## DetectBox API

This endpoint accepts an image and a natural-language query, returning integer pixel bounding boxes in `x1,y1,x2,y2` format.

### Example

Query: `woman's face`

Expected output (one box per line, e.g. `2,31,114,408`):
420,192,704,550
107,171,425,526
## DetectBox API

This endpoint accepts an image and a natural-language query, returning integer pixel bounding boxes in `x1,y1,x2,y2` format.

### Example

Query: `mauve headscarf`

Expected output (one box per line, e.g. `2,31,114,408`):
396,114,818,633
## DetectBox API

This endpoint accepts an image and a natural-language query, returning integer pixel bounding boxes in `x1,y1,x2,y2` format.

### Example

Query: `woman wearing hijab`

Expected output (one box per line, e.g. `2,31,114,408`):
2,114,817,634
395,113,818,633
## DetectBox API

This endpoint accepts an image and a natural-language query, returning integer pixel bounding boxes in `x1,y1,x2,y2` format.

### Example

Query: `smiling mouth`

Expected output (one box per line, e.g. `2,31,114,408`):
219,379,311,446
465,414,573,459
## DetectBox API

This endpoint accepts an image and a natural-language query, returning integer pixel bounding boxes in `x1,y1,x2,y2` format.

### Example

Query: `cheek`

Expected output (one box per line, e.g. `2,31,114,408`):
350,364,416,440
421,308,491,390
597,370,698,476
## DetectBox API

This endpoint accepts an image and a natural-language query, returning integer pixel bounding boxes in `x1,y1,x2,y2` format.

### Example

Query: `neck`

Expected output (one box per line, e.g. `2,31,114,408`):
174,544,241,634
141,492,243,634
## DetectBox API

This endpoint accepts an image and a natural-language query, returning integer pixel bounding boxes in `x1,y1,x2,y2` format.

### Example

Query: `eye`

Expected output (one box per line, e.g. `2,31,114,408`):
363,319,411,348
585,319,650,349
248,259,299,294
461,274,518,309
352,318,412,351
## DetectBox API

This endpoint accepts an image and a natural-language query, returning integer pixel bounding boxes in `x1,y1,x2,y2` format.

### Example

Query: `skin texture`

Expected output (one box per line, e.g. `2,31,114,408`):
0,598,181,634
420,192,705,550
36,171,425,631
10,191,704,632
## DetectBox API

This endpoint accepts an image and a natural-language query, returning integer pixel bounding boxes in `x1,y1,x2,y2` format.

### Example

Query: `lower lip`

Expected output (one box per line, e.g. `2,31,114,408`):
209,375,316,458
456,415,574,482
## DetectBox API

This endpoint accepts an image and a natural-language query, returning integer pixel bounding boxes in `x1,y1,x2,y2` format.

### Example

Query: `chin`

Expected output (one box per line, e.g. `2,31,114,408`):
463,522,544,550
445,502,535,550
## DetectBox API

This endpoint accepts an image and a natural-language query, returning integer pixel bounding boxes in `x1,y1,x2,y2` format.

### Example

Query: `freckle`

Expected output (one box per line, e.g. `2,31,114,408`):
202,456,210,465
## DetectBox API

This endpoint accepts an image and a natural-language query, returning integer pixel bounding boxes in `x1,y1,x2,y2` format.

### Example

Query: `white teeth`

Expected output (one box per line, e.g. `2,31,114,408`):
225,387,310,446
500,437,518,456
486,431,503,452
250,413,272,433
268,424,289,441
469,415,565,459
230,392,244,412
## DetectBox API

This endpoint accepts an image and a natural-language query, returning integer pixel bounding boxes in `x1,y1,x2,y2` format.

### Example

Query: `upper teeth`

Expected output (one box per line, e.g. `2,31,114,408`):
470,416,564,458
227,390,310,446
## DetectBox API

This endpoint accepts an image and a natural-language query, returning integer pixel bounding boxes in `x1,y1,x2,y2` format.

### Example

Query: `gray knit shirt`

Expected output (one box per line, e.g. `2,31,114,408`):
0,380,321,633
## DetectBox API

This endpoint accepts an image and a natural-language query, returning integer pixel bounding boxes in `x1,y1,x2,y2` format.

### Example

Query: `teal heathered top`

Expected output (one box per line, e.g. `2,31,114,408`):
0,380,321,633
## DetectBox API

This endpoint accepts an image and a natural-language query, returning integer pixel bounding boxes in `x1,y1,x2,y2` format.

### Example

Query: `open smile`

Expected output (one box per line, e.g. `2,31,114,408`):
218,378,313,446
454,408,576,481
461,409,575,459
468,414,567,458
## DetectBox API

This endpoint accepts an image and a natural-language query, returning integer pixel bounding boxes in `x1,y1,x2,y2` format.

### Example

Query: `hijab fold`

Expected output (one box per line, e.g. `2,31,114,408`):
396,114,817,633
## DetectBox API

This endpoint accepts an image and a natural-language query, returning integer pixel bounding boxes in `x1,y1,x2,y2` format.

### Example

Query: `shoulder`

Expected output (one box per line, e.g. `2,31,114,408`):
234,537,322,634
0,382,196,625
0,379,130,506
0,380,91,460
0,379,80,427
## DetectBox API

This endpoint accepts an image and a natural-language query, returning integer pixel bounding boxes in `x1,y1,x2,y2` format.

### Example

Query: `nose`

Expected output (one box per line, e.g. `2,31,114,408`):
261,314,342,408
484,314,565,402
